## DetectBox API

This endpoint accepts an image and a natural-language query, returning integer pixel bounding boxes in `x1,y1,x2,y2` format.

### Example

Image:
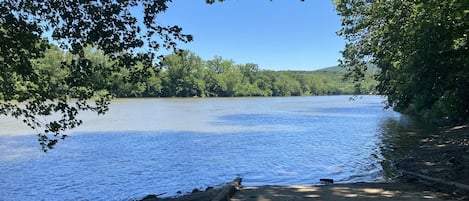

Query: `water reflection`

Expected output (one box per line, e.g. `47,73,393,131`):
377,115,439,179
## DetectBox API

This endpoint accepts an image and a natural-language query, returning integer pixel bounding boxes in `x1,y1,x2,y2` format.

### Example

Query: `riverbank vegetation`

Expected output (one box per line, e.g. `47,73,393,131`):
33,46,377,99
335,0,468,124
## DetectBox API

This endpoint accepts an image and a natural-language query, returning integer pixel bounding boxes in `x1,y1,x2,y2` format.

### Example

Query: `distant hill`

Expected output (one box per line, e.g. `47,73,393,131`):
276,66,345,74
314,64,378,74
314,65,347,73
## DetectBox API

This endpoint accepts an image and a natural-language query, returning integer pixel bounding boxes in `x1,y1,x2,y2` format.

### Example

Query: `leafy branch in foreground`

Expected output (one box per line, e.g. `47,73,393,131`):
1,0,307,151
0,0,192,151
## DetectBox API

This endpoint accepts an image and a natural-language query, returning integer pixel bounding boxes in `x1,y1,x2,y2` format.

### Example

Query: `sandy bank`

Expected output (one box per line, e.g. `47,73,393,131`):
142,181,457,201
232,182,455,201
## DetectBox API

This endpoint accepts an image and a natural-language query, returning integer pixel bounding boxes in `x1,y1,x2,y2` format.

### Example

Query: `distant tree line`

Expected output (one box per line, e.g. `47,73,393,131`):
33,46,377,99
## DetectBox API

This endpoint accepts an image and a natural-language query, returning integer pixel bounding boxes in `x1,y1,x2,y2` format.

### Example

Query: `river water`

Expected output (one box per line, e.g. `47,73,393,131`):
0,96,437,201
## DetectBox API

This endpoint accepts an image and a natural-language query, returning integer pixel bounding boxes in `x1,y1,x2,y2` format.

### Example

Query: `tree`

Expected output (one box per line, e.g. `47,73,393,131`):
335,0,469,123
162,51,206,97
0,0,194,151
143,67,164,97
204,56,225,96
273,72,302,96
218,63,243,97
253,71,274,96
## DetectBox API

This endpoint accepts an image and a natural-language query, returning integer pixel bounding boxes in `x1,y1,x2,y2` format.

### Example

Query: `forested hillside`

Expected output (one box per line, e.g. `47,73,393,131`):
34,46,377,98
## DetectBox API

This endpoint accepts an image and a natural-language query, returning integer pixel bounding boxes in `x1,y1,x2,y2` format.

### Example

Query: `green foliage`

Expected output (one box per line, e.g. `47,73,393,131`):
161,51,206,97
25,48,377,101
335,0,469,124
0,0,192,151
108,50,377,98
20,46,377,100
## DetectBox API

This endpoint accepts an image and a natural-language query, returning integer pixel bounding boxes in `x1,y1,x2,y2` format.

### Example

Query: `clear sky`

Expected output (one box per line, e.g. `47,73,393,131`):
157,1,345,71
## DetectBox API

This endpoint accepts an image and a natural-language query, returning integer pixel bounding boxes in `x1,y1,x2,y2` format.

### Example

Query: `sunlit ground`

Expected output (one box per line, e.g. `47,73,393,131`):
231,183,445,201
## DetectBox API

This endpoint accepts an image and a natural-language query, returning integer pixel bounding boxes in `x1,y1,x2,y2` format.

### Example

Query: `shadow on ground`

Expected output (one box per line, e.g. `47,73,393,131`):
231,183,454,201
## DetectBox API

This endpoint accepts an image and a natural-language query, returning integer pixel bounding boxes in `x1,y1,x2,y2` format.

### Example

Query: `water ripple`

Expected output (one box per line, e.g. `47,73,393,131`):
0,96,408,201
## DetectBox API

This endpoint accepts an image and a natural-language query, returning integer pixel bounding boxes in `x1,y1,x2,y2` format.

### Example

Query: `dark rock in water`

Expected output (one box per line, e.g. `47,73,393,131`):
176,191,182,194
141,177,242,201
141,193,167,201
320,178,334,184
448,156,457,165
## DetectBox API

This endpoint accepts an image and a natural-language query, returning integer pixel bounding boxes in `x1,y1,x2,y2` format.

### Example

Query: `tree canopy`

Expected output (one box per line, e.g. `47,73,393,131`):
335,0,469,124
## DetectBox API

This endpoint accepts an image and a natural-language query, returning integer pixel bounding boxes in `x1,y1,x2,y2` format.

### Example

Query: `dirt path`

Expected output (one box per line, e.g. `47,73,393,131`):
142,182,456,201
231,182,455,201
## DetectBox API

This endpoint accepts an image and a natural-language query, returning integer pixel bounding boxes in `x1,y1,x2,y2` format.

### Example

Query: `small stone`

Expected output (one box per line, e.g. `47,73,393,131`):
448,157,457,165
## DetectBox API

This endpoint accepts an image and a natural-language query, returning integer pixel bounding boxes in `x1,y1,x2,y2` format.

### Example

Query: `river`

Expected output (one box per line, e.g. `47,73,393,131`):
0,96,438,201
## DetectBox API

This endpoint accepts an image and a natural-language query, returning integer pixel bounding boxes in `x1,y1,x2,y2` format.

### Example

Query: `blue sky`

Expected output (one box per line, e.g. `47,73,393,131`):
157,1,344,71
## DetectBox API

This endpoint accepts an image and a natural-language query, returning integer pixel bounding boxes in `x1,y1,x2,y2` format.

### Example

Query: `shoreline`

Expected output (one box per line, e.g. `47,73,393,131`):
142,125,469,201
141,181,462,201
231,182,457,201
